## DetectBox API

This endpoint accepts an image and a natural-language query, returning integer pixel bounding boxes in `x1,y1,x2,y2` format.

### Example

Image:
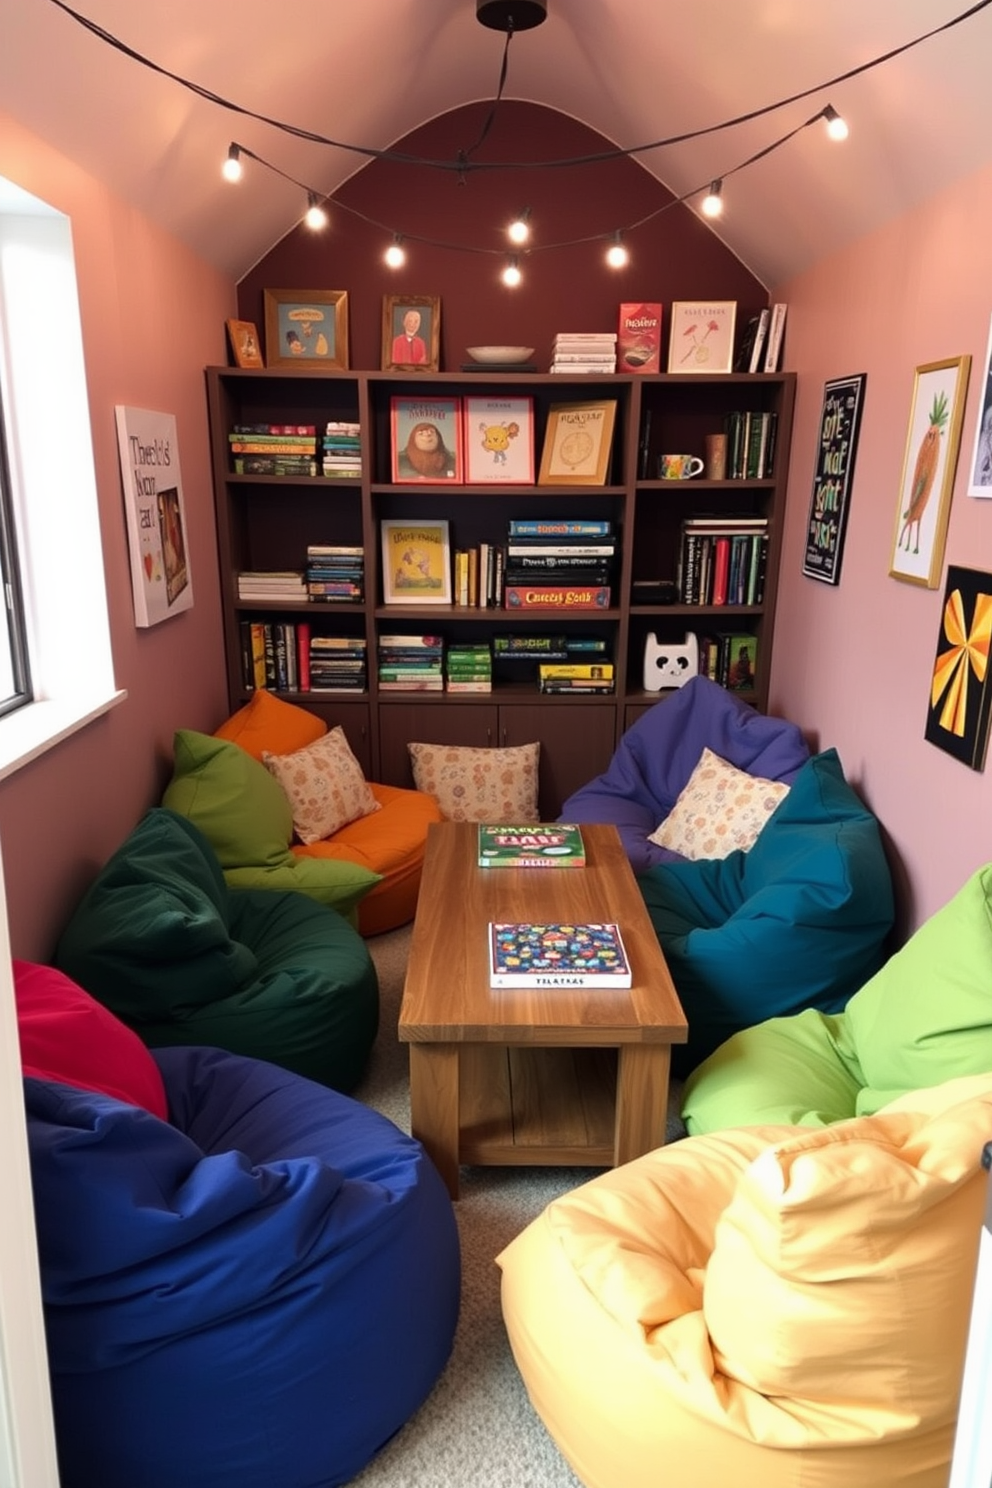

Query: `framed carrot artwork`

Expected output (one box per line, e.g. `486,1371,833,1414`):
889,355,970,588
924,564,992,770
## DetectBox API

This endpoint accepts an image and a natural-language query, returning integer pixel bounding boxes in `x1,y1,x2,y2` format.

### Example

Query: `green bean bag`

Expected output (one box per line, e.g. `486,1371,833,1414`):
54,807,379,1092
638,748,894,1077
682,861,992,1134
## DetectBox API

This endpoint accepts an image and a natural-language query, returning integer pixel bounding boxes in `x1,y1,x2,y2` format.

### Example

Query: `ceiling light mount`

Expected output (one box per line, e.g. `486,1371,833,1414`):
476,0,548,32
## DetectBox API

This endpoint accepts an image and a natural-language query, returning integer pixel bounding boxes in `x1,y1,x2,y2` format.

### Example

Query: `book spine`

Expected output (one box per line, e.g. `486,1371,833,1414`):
711,537,730,606
748,308,770,373
249,622,267,690
763,303,788,372
503,585,611,611
507,520,612,537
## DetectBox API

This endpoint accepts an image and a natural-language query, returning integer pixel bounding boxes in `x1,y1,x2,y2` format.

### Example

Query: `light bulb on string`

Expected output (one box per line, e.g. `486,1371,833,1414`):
305,192,329,230
507,207,531,245
605,232,628,269
502,256,522,287
822,105,849,140
222,144,242,182
701,180,723,219
384,235,406,268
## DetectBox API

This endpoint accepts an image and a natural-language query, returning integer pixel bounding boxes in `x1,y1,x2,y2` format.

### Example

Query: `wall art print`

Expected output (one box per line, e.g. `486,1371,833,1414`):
802,372,867,585
889,355,970,589
924,564,992,771
115,405,193,627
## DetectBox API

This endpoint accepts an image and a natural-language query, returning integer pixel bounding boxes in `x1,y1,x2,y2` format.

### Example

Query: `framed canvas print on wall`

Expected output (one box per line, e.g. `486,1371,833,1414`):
226,319,264,369
463,395,535,483
538,400,617,486
924,564,992,770
114,405,194,627
263,289,349,369
382,295,440,372
889,355,971,588
667,301,737,374
380,519,452,605
802,372,867,585
390,396,463,482
966,312,992,497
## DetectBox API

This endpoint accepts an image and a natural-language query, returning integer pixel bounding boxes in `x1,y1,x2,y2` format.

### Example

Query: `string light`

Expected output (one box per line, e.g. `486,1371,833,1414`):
304,192,328,229
507,207,531,244
221,144,242,182
822,104,849,141
384,234,406,268
502,255,523,287
700,179,724,219
605,232,629,269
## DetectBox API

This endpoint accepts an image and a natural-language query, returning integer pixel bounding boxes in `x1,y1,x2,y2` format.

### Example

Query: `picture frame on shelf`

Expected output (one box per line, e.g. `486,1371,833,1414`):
667,300,737,374
380,519,452,605
382,295,441,372
390,395,463,482
924,564,992,770
463,395,535,483
802,372,867,586
889,355,971,588
226,319,264,369
537,399,617,486
262,289,349,369
966,312,992,497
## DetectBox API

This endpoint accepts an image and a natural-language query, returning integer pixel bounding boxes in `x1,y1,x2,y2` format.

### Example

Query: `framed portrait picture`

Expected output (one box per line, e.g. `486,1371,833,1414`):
802,373,867,585
667,300,737,374
966,312,992,497
924,565,992,770
382,295,441,372
226,319,264,369
463,395,535,483
889,355,971,588
538,400,617,486
263,289,349,370
390,396,463,482
380,519,452,605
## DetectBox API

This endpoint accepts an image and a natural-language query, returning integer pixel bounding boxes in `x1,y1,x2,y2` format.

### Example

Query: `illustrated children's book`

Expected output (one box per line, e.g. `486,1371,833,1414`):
488,922,632,988
478,823,586,868
390,396,463,482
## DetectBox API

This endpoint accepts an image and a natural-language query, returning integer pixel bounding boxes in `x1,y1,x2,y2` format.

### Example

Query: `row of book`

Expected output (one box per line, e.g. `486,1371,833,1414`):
238,622,368,693
677,517,769,606
695,631,759,691
723,410,778,479
229,421,363,478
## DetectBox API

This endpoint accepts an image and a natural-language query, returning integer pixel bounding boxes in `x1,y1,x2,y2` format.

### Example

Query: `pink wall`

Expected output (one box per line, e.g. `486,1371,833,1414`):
771,164,992,931
0,112,234,959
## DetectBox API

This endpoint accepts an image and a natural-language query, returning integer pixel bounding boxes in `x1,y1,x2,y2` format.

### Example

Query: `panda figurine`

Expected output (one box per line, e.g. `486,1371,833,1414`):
642,631,699,692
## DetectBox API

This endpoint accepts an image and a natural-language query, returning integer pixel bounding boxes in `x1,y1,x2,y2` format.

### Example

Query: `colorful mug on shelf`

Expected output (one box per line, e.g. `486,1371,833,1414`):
657,453,704,480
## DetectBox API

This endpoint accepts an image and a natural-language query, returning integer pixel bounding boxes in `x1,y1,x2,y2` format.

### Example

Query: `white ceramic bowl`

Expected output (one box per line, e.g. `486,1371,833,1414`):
466,345,536,364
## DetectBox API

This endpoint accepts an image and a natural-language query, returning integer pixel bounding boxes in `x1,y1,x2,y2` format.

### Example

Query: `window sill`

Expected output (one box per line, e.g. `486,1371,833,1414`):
0,689,128,783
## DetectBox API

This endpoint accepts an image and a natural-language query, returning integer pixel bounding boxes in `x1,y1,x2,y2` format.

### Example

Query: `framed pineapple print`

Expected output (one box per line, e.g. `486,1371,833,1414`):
889,355,971,588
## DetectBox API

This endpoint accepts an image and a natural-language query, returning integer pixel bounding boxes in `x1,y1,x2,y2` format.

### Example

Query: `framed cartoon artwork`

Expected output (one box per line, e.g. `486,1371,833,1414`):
667,301,737,374
538,400,617,486
924,564,992,770
382,295,441,372
889,355,971,588
380,519,452,605
263,289,349,369
802,373,867,585
226,319,264,369
462,395,535,483
966,312,992,497
390,396,463,482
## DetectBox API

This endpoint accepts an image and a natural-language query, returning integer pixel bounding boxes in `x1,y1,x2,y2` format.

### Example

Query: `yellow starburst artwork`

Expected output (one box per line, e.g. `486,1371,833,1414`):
925,566,992,770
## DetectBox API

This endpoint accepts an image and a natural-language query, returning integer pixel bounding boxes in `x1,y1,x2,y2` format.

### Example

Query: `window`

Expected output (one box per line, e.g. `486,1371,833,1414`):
0,176,122,778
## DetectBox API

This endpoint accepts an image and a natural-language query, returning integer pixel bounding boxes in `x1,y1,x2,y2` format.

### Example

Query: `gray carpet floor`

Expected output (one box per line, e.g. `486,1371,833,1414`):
350,923,685,1487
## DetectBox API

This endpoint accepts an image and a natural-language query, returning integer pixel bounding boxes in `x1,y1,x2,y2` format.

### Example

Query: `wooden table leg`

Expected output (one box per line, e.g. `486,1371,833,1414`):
408,1043,461,1199
614,1043,671,1167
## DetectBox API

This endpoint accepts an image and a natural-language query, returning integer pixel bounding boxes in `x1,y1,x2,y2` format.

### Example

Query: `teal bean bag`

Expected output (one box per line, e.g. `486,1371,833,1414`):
683,861,992,1134
638,748,894,1077
54,807,379,1092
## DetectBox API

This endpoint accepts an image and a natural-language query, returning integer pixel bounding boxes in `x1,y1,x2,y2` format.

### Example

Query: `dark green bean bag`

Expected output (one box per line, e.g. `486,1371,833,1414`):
54,807,379,1092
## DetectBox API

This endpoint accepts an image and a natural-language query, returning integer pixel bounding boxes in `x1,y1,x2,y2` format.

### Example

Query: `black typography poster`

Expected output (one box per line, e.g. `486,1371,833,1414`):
802,373,867,585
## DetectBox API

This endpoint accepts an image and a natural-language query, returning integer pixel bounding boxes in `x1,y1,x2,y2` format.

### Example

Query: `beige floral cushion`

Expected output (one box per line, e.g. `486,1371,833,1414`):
408,741,539,823
263,727,380,844
648,746,788,860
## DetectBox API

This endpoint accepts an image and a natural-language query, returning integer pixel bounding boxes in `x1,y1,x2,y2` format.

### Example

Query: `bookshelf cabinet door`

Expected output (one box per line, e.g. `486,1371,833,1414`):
377,703,498,787
499,703,616,819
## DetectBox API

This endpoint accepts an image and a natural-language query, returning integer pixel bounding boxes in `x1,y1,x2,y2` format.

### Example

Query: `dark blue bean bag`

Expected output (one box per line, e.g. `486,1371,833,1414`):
26,1045,461,1488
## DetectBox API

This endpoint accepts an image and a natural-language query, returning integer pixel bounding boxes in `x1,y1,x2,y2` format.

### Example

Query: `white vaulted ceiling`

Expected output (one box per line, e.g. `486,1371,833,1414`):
4,0,992,287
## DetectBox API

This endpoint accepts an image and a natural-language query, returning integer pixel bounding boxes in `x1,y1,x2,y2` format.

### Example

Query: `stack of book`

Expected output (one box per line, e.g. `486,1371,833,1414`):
322,421,362,478
377,633,444,691
549,332,617,374
723,410,778,479
493,633,609,663
503,518,617,610
229,423,317,476
538,661,615,695
445,643,492,693
677,516,769,606
305,545,365,603
305,631,367,693
237,570,307,603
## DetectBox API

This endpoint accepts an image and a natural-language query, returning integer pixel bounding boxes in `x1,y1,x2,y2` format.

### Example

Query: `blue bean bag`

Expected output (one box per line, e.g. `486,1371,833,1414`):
638,748,894,1076
26,1045,460,1488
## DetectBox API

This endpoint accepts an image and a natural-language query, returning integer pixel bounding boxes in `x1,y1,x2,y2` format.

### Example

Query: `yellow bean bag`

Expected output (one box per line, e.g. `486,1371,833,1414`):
497,1073,992,1488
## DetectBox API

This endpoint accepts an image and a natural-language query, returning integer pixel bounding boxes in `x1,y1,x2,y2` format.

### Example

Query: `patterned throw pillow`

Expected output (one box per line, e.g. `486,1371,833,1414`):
407,741,540,823
263,727,381,844
648,746,788,860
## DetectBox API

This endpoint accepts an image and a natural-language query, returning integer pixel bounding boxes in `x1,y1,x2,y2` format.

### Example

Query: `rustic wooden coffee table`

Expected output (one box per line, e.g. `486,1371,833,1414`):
398,821,687,1198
